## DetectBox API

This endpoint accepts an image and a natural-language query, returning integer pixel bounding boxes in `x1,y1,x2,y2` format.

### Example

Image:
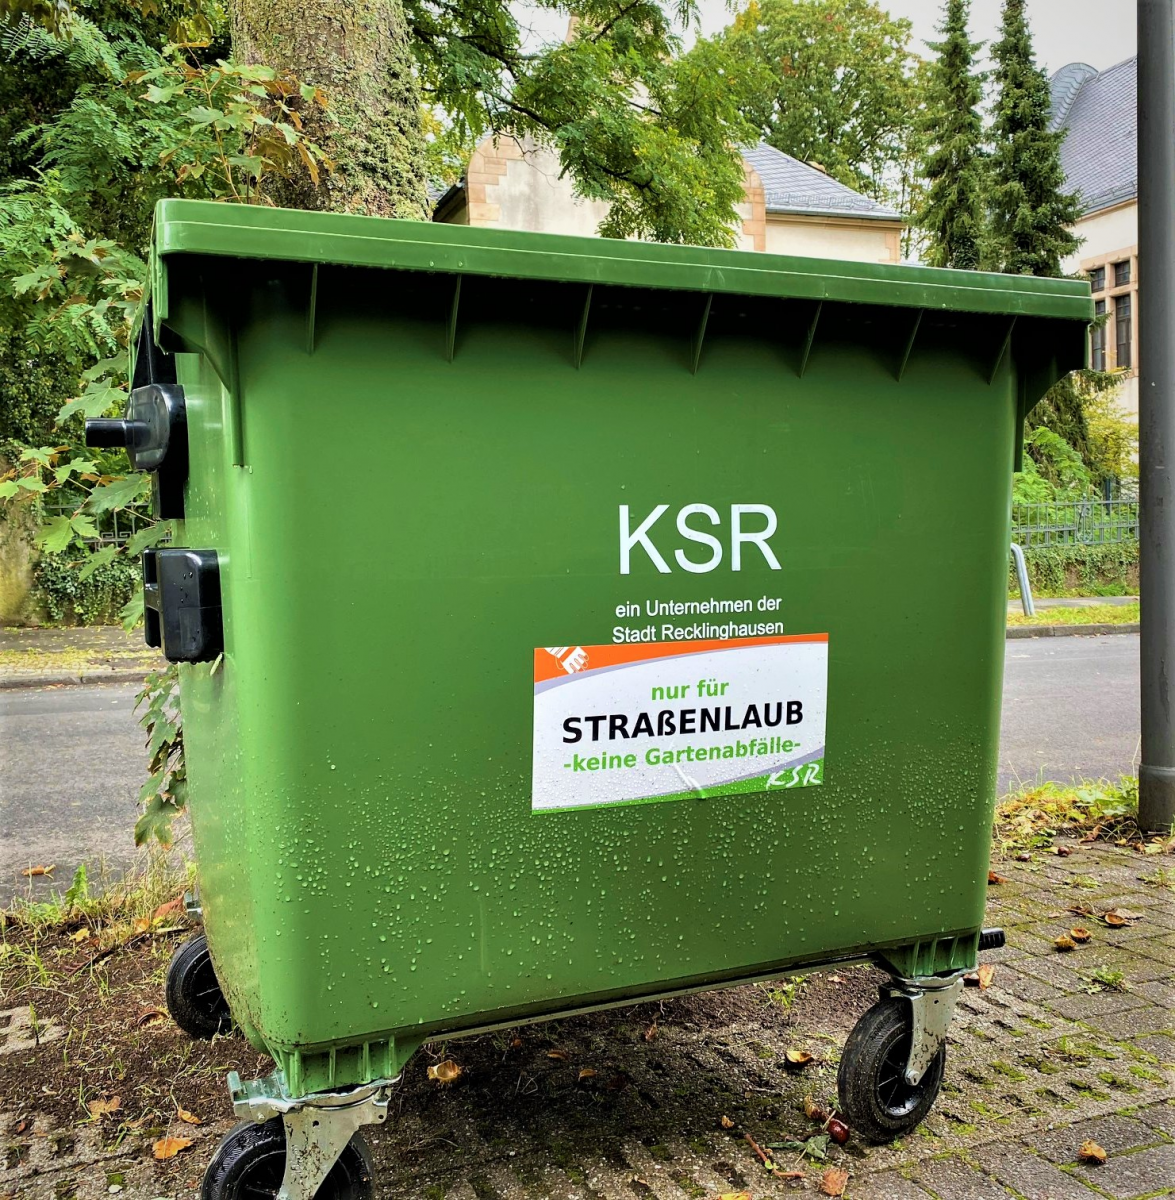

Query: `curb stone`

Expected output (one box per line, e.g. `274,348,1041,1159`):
0,669,153,690
1006,622,1140,639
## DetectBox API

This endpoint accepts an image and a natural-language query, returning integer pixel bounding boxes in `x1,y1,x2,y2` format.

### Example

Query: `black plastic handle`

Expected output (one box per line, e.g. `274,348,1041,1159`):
85,418,148,449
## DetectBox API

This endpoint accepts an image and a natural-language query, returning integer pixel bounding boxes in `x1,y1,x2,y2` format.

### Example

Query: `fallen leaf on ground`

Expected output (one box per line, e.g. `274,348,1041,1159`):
152,1136,192,1160
152,896,185,921
1069,903,1094,916
577,1068,596,1082
87,1097,120,1117
803,1096,831,1123
717,1194,751,1200
820,1166,850,1196
176,1108,201,1125
643,1022,658,1042
70,929,90,943
546,1050,570,1061
21,865,54,877
785,1048,815,1066
1069,927,1092,943
133,917,152,934
135,1008,167,1026
987,870,1006,884
426,1060,462,1084
720,1115,735,1129
1078,1140,1107,1165
828,974,845,984
1054,935,1077,952
1103,908,1143,926
13,1119,28,1134
966,964,997,989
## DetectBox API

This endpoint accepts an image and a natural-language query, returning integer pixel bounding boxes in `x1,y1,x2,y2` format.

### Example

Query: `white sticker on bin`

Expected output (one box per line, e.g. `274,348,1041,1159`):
532,635,828,812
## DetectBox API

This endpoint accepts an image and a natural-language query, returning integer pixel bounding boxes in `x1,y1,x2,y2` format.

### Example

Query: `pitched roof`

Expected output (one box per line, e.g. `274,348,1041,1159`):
1050,57,1137,217
741,142,903,221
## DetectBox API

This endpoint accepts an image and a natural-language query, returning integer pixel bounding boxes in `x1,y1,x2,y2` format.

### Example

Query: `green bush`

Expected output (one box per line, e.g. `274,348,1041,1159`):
1009,541,1139,597
31,550,139,625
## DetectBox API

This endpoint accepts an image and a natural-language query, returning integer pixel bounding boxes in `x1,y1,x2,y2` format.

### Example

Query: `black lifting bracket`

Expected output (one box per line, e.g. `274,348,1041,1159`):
143,548,223,664
83,301,188,520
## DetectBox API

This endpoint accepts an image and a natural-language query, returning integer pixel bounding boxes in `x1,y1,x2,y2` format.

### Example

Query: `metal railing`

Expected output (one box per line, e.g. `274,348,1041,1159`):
42,498,152,549
1011,498,1140,548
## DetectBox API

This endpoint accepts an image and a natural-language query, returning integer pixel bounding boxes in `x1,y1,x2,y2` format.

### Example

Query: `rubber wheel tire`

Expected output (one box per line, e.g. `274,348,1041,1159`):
201,1118,374,1200
165,932,233,1039
837,996,946,1143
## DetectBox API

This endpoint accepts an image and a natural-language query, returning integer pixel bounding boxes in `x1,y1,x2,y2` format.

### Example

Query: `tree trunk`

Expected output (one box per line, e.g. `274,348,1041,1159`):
232,0,429,219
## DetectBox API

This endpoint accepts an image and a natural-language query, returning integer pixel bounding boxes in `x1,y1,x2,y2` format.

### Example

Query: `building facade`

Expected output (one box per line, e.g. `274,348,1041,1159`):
433,136,905,266
1051,57,1139,416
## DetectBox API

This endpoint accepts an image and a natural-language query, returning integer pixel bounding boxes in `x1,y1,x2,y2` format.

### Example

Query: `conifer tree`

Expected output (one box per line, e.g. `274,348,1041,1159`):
989,0,1081,276
917,0,985,269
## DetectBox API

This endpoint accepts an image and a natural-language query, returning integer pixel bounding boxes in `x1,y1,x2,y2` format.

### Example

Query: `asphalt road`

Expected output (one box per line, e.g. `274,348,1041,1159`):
0,635,1142,904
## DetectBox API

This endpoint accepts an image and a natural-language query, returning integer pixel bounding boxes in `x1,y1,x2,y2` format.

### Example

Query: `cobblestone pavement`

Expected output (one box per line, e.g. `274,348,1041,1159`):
1,842,1172,1199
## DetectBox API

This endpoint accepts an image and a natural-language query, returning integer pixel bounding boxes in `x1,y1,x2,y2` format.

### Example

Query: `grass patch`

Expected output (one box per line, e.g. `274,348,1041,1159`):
0,647,156,673
993,776,1175,857
1006,602,1139,627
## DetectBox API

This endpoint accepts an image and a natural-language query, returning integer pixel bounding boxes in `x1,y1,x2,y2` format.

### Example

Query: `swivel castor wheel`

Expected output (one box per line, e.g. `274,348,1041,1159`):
165,932,233,1039
201,1118,374,1200
837,996,946,1143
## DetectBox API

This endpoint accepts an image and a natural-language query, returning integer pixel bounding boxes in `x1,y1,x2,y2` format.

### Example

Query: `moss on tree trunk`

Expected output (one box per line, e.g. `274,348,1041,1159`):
232,0,429,219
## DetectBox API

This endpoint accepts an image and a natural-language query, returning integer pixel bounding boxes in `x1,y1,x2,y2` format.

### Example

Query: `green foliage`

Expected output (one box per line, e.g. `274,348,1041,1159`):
0,324,79,446
917,0,985,269
988,0,1082,275
716,0,920,206
134,665,185,847
511,28,756,245
1010,541,1139,597
1024,370,1136,490
995,776,1141,856
31,548,139,624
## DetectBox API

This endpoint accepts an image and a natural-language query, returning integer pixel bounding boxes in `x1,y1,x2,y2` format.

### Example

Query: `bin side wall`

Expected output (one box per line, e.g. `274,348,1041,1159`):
175,265,1019,1061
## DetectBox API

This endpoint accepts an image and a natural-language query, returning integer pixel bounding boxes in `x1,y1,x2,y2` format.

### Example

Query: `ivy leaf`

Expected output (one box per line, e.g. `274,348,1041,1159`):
186,105,224,127
77,545,119,581
120,587,144,630
37,515,75,553
58,386,125,423
85,473,149,514
70,514,100,540
124,520,174,556
82,354,128,383
55,457,98,484
134,792,177,848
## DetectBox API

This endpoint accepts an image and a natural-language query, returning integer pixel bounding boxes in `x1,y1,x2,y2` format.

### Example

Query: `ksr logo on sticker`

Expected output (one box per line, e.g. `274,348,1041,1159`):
545,646,589,674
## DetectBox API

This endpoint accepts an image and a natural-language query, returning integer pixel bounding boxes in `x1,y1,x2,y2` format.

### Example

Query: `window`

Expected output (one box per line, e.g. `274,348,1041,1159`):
1090,266,1106,292
1114,259,1132,287
1116,294,1132,369
1092,299,1107,370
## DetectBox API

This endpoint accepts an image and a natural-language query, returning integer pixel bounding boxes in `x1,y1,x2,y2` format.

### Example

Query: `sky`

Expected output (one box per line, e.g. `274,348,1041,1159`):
520,1,1138,74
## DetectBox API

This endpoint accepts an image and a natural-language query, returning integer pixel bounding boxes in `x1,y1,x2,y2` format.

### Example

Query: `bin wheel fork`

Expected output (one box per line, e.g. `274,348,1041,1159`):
206,1070,396,1200
837,970,966,1143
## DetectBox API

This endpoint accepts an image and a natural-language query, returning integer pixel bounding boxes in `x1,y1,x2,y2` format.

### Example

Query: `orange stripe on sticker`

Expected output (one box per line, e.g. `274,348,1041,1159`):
533,634,828,685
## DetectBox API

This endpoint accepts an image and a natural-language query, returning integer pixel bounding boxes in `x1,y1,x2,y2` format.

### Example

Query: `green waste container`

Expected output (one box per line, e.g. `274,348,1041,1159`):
89,199,1091,1200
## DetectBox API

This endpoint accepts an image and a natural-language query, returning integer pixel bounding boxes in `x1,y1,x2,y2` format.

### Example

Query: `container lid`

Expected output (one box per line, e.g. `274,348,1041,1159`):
152,199,1093,325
